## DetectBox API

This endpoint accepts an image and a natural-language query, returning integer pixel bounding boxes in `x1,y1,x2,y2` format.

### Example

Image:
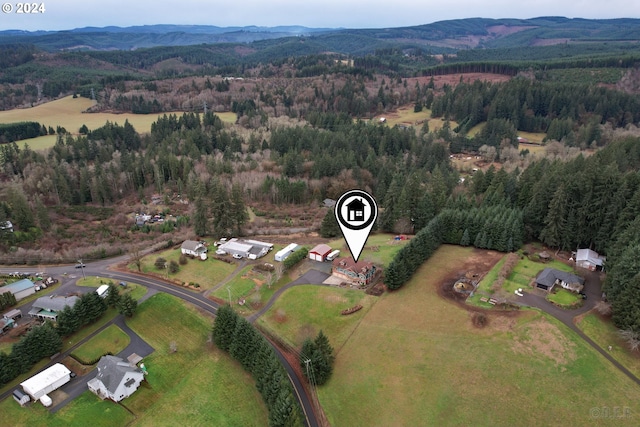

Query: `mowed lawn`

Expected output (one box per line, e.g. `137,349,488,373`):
0,392,134,427
316,245,640,426
0,95,191,151
257,286,379,352
134,247,236,290
125,293,268,426
71,324,130,364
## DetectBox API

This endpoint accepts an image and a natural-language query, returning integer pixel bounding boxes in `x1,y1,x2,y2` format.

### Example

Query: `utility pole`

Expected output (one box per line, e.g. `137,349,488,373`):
77,259,86,280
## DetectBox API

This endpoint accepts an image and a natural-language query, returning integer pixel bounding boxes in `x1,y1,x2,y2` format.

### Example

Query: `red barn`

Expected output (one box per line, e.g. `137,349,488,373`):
309,244,332,262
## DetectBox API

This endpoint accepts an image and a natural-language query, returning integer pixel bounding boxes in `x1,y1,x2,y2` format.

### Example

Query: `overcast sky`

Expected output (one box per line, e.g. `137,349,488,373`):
2,0,640,31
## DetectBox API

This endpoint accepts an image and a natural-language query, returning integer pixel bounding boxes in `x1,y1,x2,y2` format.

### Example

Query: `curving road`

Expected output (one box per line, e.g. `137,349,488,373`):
0,261,319,427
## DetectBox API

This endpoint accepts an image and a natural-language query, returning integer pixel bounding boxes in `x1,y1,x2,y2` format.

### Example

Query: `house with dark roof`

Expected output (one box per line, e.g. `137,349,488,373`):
332,257,377,286
87,355,145,402
535,268,585,293
28,295,79,321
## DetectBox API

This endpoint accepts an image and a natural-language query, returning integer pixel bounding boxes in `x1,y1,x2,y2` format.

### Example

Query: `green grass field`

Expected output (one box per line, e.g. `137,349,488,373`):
327,233,410,267
125,293,268,426
577,312,640,379
212,265,260,302
0,391,134,427
308,245,640,426
134,246,236,290
70,324,130,364
257,286,378,352
547,288,583,308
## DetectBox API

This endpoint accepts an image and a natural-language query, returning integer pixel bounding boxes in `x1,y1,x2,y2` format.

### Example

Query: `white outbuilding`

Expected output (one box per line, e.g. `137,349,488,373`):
20,363,71,401
275,244,300,262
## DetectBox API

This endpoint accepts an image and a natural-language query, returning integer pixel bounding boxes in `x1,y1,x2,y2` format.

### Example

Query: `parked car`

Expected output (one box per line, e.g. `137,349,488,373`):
579,292,587,300
216,249,227,255
232,253,243,260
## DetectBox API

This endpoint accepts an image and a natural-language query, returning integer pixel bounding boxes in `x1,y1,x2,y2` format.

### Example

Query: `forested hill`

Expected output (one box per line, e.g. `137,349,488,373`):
2,17,640,52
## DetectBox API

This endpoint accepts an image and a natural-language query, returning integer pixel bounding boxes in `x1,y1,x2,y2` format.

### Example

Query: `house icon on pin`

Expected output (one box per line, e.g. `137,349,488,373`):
346,198,366,221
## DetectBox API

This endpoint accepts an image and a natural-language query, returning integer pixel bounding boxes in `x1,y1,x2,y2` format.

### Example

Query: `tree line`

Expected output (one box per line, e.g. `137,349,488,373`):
212,305,303,427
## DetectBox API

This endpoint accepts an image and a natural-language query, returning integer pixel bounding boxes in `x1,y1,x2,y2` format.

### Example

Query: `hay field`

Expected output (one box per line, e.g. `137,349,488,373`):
316,245,640,427
0,96,235,150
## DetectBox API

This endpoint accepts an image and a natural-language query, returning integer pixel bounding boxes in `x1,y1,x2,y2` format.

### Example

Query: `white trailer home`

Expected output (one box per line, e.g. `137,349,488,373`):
275,244,300,262
20,363,71,401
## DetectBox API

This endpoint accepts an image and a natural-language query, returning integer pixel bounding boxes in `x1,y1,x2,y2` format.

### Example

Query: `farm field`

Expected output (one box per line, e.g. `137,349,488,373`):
313,245,640,426
257,286,378,352
0,95,235,151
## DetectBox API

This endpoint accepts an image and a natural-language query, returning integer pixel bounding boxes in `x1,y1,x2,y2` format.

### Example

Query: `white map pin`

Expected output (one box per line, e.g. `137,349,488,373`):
335,189,378,262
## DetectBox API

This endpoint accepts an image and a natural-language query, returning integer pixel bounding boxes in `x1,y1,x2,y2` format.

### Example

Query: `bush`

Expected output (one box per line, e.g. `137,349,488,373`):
179,254,188,265
471,312,488,328
155,257,167,270
169,260,180,274
283,247,308,270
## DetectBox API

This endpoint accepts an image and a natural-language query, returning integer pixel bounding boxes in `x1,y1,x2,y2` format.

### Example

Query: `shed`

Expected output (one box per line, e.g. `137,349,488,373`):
3,308,22,320
20,363,71,400
12,388,30,406
1,279,35,301
309,244,332,262
275,243,300,262
576,248,605,271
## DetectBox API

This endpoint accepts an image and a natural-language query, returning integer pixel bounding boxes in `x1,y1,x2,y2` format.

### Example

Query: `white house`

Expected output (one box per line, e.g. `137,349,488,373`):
87,355,145,402
181,240,207,260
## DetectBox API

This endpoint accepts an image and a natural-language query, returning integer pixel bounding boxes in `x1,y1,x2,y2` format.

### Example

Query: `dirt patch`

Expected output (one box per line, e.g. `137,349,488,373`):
511,319,577,366
437,248,503,304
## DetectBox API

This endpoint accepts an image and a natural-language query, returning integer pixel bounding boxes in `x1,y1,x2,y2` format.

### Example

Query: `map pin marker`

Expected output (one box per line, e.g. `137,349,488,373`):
335,189,378,262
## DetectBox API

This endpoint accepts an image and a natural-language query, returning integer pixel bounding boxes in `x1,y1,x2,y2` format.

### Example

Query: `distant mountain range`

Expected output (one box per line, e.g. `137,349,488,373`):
2,17,640,52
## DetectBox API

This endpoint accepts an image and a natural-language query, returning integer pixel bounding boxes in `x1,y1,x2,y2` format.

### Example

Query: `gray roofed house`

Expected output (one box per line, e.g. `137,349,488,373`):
181,240,207,260
28,295,79,321
87,355,145,402
535,268,585,293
